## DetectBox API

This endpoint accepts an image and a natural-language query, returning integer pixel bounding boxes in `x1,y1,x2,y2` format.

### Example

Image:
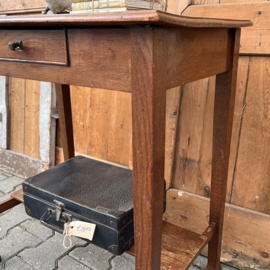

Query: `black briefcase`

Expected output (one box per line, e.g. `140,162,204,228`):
23,156,166,255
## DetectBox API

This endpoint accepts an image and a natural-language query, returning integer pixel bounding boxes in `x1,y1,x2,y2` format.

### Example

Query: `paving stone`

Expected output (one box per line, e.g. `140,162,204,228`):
70,244,113,270
57,255,90,270
20,219,54,241
0,176,24,194
4,256,36,270
111,253,135,270
19,232,87,270
0,170,12,181
0,227,42,263
0,204,29,238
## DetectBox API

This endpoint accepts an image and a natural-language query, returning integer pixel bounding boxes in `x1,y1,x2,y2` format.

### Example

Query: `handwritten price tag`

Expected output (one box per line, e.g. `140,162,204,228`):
66,221,96,241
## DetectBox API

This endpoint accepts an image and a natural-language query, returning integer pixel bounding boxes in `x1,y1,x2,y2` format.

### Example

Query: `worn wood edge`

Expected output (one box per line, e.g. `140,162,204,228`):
164,188,270,269
0,10,252,29
0,149,49,178
0,197,21,213
10,188,24,203
55,146,129,169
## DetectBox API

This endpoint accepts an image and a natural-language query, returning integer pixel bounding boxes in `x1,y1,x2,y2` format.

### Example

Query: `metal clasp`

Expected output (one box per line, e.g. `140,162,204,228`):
53,200,65,221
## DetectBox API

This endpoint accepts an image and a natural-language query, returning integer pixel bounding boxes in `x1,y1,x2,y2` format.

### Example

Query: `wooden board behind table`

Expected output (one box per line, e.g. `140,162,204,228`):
183,2,270,55
164,189,270,269
9,78,40,160
0,0,45,14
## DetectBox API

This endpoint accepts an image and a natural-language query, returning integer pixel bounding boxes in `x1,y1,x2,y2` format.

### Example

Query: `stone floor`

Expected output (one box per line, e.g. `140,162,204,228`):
0,170,238,270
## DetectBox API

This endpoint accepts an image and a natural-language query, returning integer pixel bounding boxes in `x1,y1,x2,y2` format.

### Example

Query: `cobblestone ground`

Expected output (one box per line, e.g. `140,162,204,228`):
0,170,238,270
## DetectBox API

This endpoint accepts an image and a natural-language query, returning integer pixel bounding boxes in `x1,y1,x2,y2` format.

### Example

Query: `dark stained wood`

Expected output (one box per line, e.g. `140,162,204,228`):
0,30,68,65
0,28,233,92
0,29,131,92
131,27,167,270
128,221,216,270
55,84,75,161
0,197,21,213
0,11,252,29
166,28,231,89
206,28,241,270
10,188,24,202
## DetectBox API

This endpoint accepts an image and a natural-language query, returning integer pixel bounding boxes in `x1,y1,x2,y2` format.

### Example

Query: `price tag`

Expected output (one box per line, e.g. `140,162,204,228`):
65,221,96,241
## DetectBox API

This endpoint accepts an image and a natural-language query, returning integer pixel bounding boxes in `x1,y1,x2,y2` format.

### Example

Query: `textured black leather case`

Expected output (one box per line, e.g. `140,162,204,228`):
23,156,134,255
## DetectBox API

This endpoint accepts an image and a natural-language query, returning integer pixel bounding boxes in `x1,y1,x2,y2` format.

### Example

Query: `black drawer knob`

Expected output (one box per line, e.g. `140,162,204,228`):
8,40,23,51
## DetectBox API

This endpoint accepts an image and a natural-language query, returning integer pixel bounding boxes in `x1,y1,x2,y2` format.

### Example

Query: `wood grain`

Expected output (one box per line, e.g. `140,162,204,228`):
0,11,252,28
164,189,270,269
231,57,270,214
183,3,269,55
24,80,40,159
166,28,231,89
0,30,68,65
128,221,215,270
207,29,241,270
9,77,25,154
0,0,44,14
131,27,166,270
55,84,74,161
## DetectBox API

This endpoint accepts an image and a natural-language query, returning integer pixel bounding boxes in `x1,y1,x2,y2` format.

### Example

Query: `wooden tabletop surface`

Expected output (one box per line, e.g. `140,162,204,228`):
0,10,252,29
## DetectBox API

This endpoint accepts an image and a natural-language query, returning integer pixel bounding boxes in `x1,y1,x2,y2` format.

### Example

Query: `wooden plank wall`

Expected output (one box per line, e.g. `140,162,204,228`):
9,78,40,160
0,0,44,14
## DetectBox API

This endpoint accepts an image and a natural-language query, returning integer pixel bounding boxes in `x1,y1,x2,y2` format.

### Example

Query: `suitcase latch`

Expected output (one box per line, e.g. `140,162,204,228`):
53,200,65,221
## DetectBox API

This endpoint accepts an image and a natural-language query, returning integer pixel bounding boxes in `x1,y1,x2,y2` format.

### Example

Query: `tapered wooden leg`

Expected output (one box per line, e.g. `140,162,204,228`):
55,84,75,161
131,28,167,270
206,29,241,270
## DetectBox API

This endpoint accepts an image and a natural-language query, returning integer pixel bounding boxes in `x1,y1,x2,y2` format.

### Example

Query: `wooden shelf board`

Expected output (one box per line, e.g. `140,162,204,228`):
10,188,24,202
128,221,216,270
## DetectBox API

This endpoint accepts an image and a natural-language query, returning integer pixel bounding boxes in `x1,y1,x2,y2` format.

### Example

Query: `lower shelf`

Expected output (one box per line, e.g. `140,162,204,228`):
128,221,216,270
4,189,215,269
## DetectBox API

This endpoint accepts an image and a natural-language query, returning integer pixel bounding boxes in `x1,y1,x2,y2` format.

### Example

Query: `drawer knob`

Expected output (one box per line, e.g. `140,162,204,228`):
8,40,23,51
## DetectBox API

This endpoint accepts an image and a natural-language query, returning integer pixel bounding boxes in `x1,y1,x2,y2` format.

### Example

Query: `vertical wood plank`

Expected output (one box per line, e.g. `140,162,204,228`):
131,27,166,270
87,88,111,160
107,90,132,166
39,82,54,163
70,85,91,155
9,78,25,154
24,80,40,159
207,28,241,270
231,57,270,214
0,76,8,149
55,84,74,161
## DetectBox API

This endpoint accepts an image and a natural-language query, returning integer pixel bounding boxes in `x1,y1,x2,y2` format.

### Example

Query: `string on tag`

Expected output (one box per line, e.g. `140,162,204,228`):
63,223,73,249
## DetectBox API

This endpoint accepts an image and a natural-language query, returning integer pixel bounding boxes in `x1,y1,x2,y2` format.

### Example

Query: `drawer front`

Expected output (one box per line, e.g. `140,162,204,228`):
0,29,68,65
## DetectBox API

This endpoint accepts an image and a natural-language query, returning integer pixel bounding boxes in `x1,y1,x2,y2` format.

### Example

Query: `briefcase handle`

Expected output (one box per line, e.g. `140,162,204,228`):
40,210,66,234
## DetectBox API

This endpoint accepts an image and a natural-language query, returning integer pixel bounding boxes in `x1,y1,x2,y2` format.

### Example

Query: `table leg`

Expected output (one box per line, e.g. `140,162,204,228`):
206,29,241,270
55,84,75,161
131,28,167,270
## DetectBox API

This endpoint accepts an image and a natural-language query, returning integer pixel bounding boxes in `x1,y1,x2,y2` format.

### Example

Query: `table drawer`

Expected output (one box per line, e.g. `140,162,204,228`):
0,29,68,66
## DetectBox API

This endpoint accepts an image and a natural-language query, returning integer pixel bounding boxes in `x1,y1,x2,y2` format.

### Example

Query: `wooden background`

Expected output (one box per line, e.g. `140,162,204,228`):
2,0,270,269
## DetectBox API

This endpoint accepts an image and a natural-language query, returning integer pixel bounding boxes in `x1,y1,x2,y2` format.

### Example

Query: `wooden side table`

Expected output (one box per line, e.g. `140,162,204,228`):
0,11,251,269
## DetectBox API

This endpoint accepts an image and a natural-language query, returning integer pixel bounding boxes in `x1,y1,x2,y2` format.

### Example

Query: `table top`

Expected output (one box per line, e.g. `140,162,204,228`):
0,10,252,29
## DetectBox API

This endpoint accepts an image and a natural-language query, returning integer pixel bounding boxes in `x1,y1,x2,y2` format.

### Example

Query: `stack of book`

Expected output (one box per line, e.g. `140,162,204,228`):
70,0,165,14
